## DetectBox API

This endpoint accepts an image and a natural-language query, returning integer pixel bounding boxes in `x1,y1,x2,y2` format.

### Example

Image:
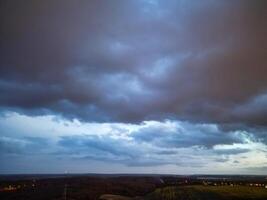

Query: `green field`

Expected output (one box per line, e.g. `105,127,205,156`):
146,185,267,200
100,185,267,200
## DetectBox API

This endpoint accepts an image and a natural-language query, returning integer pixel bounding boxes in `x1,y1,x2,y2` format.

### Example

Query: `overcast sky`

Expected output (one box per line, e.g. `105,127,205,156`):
0,0,267,174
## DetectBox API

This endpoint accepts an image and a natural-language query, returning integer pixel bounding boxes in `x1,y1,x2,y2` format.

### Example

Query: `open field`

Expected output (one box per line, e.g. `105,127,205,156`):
2,175,267,200
146,185,267,200
99,194,144,200
101,185,267,200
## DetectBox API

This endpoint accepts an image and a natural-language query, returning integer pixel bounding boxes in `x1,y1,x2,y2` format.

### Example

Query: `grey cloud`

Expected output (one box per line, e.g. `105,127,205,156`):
213,148,250,155
157,150,178,155
214,158,229,163
232,93,267,126
0,136,49,155
0,0,267,172
58,135,140,160
57,134,174,167
125,159,173,167
218,124,267,145
0,0,266,128
56,122,244,166
132,122,245,148
0,119,257,169
244,166,267,174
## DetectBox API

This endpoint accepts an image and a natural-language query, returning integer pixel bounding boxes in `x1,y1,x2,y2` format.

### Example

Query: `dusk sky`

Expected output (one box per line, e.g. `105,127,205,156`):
0,0,267,174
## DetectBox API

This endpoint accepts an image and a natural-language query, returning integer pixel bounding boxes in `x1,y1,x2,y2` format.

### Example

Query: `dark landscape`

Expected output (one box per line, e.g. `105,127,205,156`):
1,0,267,200
1,174,267,200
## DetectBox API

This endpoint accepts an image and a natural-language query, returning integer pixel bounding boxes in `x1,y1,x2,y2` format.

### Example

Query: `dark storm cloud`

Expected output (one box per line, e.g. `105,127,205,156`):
0,133,180,167
0,114,259,169
218,123,267,145
214,158,229,163
0,136,48,155
213,148,250,155
132,122,245,148
58,135,138,158
0,0,266,127
53,121,250,166
57,134,175,166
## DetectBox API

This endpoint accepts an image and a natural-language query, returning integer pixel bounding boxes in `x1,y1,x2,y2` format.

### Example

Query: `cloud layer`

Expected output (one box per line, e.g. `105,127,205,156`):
0,0,266,125
1,112,266,174
0,0,267,173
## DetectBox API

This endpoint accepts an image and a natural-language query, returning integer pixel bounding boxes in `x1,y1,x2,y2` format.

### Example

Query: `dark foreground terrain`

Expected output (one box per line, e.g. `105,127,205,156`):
1,174,267,200
145,185,267,200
